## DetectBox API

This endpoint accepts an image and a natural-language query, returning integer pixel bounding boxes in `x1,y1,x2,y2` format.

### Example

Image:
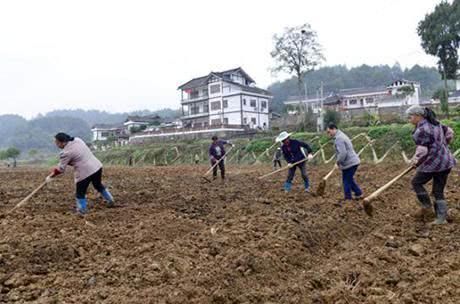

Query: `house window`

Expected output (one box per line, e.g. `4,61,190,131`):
261,100,267,109
365,97,374,104
204,104,209,112
349,99,358,105
223,100,228,108
250,99,257,107
211,119,221,125
211,101,221,111
223,118,229,125
101,132,109,137
251,118,257,124
243,99,247,106
210,84,220,94
243,117,248,124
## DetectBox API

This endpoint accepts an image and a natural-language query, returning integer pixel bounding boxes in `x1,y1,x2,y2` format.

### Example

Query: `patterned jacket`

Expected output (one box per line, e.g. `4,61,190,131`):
412,119,456,172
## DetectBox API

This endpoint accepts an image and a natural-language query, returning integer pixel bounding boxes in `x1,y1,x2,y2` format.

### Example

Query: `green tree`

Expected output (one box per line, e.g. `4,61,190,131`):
271,23,324,128
5,147,20,167
323,109,341,127
417,0,460,117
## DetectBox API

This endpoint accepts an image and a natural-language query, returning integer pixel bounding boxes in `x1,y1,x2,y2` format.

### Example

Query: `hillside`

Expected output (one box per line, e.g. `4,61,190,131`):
268,64,451,113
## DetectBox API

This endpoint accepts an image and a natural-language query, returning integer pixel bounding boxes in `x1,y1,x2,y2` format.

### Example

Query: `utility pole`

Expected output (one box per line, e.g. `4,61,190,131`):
320,81,324,131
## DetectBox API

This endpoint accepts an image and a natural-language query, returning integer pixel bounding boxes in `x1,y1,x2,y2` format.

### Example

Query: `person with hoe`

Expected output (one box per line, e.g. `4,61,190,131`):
272,147,283,170
326,123,363,206
276,131,314,192
406,105,456,225
46,133,115,215
209,135,233,181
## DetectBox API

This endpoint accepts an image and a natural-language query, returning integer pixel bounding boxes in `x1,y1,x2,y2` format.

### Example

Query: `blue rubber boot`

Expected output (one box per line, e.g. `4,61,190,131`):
76,198,87,215
283,182,292,192
101,189,114,207
304,180,310,193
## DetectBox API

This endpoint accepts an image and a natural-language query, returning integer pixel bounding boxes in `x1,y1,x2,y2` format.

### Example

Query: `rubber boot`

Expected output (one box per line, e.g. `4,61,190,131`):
304,180,310,193
283,182,292,193
101,189,114,207
76,198,87,215
432,200,448,225
414,192,433,221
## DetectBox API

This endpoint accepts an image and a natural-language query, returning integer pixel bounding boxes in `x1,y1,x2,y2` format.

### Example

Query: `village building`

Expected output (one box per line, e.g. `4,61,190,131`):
124,115,162,133
178,67,272,130
91,124,128,142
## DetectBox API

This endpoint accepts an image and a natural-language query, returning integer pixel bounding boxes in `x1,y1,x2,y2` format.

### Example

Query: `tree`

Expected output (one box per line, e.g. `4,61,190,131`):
271,23,324,128
5,147,20,167
418,0,460,117
323,109,341,127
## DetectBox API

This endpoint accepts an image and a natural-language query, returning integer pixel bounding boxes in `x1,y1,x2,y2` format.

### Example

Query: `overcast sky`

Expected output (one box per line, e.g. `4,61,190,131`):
0,0,442,118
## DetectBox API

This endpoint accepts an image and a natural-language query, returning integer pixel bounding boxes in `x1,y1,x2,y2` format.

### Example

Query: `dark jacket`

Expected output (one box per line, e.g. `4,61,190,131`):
281,139,312,163
209,140,228,160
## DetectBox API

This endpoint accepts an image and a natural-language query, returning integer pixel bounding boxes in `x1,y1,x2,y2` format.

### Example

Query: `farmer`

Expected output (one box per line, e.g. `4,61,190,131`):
273,147,282,170
406,105,456,225
276,131,314,192
326,123,363,205
194,153,200,165
47,133,115,215
209,135,233,181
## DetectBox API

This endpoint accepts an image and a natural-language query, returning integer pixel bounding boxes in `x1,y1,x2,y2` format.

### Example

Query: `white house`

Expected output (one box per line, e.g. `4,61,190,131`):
91,124,127,142
178,67,272,130
124,115,161,133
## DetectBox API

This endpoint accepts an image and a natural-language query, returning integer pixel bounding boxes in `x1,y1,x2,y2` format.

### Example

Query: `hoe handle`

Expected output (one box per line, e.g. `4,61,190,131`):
204,146,234,176
364,166,414,203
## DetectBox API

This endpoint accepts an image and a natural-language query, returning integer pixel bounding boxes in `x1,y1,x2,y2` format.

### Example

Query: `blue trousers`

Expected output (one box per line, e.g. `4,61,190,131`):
342,165,362,200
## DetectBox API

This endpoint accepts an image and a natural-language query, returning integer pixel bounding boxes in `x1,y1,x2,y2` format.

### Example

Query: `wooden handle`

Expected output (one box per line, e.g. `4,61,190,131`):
364,166,414,203
8,181,47,213
258,150,320,180
204,146,234,176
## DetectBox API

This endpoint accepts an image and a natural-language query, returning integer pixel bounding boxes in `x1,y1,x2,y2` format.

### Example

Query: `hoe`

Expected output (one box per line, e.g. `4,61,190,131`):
202,146,234,183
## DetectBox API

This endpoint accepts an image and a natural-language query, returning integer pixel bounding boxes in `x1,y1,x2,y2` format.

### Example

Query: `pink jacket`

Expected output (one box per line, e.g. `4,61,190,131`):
58,138,103,183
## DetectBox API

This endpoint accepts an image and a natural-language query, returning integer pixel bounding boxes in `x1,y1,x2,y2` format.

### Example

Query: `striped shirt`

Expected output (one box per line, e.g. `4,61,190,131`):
413,119,456,173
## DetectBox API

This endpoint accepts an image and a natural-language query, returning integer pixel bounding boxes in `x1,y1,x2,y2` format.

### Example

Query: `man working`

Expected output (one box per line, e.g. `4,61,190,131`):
276,131,314,192
326,123,362,206
273,147,282,170
209,135,233,181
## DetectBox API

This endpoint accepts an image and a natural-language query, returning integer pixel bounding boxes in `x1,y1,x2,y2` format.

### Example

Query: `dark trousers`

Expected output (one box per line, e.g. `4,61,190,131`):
76,168,106,199
273,160,282,169
411,169,451,205
212,159,225,179
286,162,309,184
342,165,362,200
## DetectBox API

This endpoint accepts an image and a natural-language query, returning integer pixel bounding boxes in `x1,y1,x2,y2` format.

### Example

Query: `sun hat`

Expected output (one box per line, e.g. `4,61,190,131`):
276,131,292,143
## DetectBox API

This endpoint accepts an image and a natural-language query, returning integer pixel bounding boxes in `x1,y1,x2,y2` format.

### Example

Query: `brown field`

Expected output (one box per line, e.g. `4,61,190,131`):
0,164,459,304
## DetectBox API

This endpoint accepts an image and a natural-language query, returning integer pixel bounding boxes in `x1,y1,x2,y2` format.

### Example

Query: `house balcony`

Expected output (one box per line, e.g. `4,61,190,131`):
181,94,209,104
181,111,210,120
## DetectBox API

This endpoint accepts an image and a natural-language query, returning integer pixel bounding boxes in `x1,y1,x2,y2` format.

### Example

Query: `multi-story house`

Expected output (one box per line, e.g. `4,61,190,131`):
178,67,272,129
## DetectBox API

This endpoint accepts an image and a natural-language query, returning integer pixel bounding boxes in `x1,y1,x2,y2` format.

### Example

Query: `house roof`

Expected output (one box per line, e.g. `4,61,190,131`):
125,115,161,123
449,90,460,98
178,67,256,90
339,86,388,96
91,123,124,130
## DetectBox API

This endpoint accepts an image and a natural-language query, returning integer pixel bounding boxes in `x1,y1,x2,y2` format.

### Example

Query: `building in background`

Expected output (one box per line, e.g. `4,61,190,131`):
91,124,128,142
178,67,272,130
124,115,162,133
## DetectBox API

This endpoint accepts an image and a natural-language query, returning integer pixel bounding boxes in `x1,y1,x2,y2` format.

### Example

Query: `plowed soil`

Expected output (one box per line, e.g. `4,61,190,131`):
0,164,459,304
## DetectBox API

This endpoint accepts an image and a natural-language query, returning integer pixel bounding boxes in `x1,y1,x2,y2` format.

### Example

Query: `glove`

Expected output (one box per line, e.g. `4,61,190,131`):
49,167,62,177
45,175,53,183
307,154,314,161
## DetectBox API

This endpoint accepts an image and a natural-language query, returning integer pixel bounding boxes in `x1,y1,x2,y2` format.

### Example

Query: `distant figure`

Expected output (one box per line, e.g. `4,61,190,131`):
272,147,282,170
128,155,133,166
209,135,233,181
276,131,314,193
194,154,200,164
47,133,115,215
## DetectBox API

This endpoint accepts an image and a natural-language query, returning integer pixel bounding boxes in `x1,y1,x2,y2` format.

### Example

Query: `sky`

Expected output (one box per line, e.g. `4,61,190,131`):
0,0,443,118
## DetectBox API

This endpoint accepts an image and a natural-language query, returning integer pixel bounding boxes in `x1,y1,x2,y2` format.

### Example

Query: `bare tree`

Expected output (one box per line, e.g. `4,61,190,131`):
271,23,324,127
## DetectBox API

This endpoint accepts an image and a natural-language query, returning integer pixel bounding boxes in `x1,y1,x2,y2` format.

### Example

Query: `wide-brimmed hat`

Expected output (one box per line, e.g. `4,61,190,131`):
276,131,292,143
